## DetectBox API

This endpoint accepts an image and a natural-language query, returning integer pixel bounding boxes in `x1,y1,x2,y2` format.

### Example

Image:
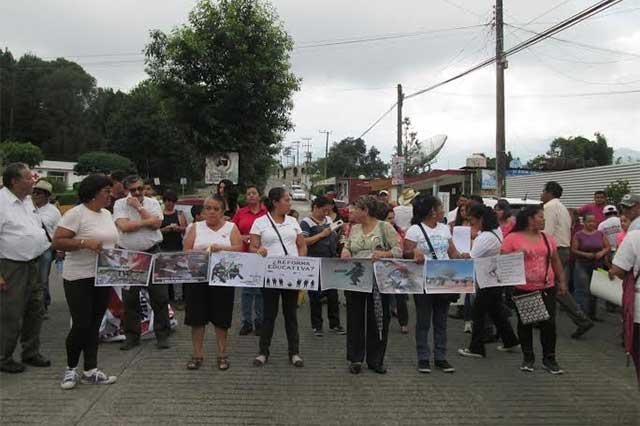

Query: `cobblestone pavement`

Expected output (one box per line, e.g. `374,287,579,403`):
1,272,639,425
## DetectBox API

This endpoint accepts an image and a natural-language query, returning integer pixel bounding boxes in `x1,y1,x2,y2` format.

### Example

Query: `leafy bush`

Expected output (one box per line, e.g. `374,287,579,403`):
74,151,136,175
56,191,79,206
0,141,45,167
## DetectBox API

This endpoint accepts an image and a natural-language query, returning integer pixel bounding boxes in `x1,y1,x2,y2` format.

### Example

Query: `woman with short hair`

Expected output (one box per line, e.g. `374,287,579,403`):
53,174,120,389
160,189,188,307
183,195,243,371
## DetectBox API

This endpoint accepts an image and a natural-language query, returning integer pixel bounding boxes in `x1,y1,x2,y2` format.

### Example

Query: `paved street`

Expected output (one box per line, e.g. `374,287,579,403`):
1,267,639,426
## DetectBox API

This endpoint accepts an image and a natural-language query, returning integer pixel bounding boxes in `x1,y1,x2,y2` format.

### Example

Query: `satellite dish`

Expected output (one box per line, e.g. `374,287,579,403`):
408,134,447,169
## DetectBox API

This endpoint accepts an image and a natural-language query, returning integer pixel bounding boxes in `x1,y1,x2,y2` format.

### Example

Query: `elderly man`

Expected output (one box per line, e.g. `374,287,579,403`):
114,175,170,350
0,163,51,373
32,179,62,314
620,193,640,232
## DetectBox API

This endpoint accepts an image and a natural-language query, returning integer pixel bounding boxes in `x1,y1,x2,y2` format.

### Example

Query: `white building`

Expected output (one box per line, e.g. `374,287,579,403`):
34,160,85,190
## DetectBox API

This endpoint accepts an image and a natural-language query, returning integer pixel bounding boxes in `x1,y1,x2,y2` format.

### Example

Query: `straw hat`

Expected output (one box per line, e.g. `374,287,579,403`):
398,188,420,206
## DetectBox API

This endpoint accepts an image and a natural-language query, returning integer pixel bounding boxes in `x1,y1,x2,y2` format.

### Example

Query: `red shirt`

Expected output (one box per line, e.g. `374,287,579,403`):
578,203,606,225
232,204,268,252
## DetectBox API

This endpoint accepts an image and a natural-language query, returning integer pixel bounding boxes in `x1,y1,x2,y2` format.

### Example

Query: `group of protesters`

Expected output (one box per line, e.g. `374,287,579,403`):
1,161,638,391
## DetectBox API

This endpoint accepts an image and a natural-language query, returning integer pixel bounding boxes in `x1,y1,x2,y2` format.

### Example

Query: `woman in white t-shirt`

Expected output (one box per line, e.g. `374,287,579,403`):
458,204,519,359
183,195,242,371
403,194,461,374
250,187,307,368
52,175,119,390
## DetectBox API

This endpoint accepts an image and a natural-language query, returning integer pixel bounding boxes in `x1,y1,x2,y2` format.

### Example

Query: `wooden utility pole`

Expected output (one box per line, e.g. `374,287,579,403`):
319,130,331,178
495,0,507,197
396,84,404,197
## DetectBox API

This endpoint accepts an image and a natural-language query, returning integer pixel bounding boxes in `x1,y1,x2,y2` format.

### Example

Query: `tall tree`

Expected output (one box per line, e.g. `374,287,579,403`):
145,0,300,186
321,137,388,178
0,141,44,167
402,117,423,177
526,133,613,170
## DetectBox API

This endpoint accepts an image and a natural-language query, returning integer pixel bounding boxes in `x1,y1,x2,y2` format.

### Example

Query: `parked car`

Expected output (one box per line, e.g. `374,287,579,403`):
290,185,308,201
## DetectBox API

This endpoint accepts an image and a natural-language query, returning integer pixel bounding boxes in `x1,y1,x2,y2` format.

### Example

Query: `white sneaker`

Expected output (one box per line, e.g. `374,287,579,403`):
60,367,79,390
497,344,521,353
81,369,117,385
290,354,304,367
464,321,472,333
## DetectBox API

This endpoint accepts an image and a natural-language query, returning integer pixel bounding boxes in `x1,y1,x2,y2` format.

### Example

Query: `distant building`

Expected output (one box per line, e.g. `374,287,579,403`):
33,160,85,190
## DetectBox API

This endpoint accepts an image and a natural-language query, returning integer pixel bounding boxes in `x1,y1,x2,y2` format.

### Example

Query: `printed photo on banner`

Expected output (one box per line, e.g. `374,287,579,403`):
209,252,266,288
321,258,374,293
374,259,424,294
264,257,321,291
452,226,471,254
474,252,526,289
152,252,210,284
424,259,475,294
95,248,153,287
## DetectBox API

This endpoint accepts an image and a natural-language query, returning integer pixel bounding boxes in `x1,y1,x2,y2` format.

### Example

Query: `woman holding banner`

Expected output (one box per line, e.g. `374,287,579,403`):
341,196,401,374
250,187,307,368
501,205,568,374
458,204,519,359
53,174,119,389
403,194,461,374
183,195,242,371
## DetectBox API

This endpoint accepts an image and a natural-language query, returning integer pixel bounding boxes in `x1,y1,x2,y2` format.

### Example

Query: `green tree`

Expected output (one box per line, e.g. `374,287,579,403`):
145,0,300,187
321,137,388,178
605,179,631,206
402,117,422,177
0,141,44,167
74,152,136,175
526,133,613,170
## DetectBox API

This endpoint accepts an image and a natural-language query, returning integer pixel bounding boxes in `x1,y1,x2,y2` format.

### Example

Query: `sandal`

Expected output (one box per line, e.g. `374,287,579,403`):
253,354,268,367
186,357,203,370
217,356,230,371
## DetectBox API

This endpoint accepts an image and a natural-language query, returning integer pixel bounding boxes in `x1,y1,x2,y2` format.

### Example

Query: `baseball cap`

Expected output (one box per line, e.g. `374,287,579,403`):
602,205,617,214
33,179,53,194
378,190,389,196
620,193,640,207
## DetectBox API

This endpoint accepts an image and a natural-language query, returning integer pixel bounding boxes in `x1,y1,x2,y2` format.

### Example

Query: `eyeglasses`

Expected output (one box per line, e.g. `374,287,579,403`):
129,186,143,193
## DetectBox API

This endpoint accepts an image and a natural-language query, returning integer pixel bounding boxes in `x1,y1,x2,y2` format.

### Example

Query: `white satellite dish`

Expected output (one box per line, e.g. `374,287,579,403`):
408,134,447,169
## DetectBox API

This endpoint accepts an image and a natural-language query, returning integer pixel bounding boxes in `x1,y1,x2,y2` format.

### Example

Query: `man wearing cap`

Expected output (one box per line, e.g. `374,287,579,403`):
394,188,419,232
32,179,62,314
0,163,51,373
620,193,640,232
598,205,622,251
377,190,390,205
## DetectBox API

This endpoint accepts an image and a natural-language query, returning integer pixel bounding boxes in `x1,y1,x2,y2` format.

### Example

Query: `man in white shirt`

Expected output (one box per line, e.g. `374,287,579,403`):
113,175,170,350
611,230,640,324
541,181,594,338
0,163,51,373
394,187,419,232
32,179,62,314
598,205,622,251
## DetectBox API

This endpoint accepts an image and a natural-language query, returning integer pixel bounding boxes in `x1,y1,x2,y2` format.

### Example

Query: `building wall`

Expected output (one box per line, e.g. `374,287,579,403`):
506,164,640,208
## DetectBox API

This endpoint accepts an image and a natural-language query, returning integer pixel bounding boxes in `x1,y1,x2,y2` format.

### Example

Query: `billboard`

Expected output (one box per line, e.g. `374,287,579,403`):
205,152,239,184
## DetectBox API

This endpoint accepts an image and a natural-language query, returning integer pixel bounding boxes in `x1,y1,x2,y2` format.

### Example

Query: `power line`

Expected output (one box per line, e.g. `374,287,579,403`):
358,102,398,139
523,0,577,26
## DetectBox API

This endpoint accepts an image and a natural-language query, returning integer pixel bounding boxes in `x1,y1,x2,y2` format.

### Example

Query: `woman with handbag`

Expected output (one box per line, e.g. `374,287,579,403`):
458,204,519,359
501,205,568,374
403,194,462,374
250,187,307,368
341,196,402,374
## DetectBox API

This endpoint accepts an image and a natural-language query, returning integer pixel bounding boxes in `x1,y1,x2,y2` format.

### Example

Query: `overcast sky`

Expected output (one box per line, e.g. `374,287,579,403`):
2,0,639,168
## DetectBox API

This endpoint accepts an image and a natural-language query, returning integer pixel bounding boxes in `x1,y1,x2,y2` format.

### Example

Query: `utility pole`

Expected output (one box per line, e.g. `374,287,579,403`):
290,140,301,167
396,84,404,196
495,0,507,197
319,130,332,178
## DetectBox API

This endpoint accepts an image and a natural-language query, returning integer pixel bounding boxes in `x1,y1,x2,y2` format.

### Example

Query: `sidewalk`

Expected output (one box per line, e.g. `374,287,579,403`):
1,274,638,425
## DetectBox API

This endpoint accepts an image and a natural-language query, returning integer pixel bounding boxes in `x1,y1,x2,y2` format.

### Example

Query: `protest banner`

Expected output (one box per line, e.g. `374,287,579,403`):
474,252,526,289
152,252,210,284
590,268,623,306
374,259,424,294
264,256,321,291
424,259,475,294
95,248,153,287
209,252,266,288
321,258,374,293
452,226,471,254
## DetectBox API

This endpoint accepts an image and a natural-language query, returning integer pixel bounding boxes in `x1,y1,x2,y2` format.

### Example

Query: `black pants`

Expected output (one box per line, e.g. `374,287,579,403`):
345,291,390,367
63,279,110,370
393,294,409,327
309,289,340,330
122,284,170,342
516,288,557,362
469,287,519,355
259,289,299,357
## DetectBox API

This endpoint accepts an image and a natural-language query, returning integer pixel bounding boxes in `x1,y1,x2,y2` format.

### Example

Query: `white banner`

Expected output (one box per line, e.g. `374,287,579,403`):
95,249,153,287
474,253,526,289
320,258,374,293
205,152,239,184
152,252,210,284
209,252,266,288
424,259,475,294
264,257,321,291
374,259,424,294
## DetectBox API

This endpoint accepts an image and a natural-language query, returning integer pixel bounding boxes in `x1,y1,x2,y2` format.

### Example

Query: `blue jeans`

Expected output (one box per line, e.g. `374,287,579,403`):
38,250,53,309
413,294,450,362
573,262,596,316
241,287,263,328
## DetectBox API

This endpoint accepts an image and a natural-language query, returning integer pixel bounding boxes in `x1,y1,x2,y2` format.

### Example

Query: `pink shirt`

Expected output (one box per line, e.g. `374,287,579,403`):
578,203,606,225
501,231,558,292
500,218,515,237
616,231,626,248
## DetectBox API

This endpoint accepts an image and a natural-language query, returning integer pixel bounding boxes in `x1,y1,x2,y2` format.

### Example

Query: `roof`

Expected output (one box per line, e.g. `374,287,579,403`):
34,160,77,172
506,163,640,209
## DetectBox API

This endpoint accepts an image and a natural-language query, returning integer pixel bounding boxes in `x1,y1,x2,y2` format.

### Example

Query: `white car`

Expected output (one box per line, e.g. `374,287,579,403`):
290,185,307,201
